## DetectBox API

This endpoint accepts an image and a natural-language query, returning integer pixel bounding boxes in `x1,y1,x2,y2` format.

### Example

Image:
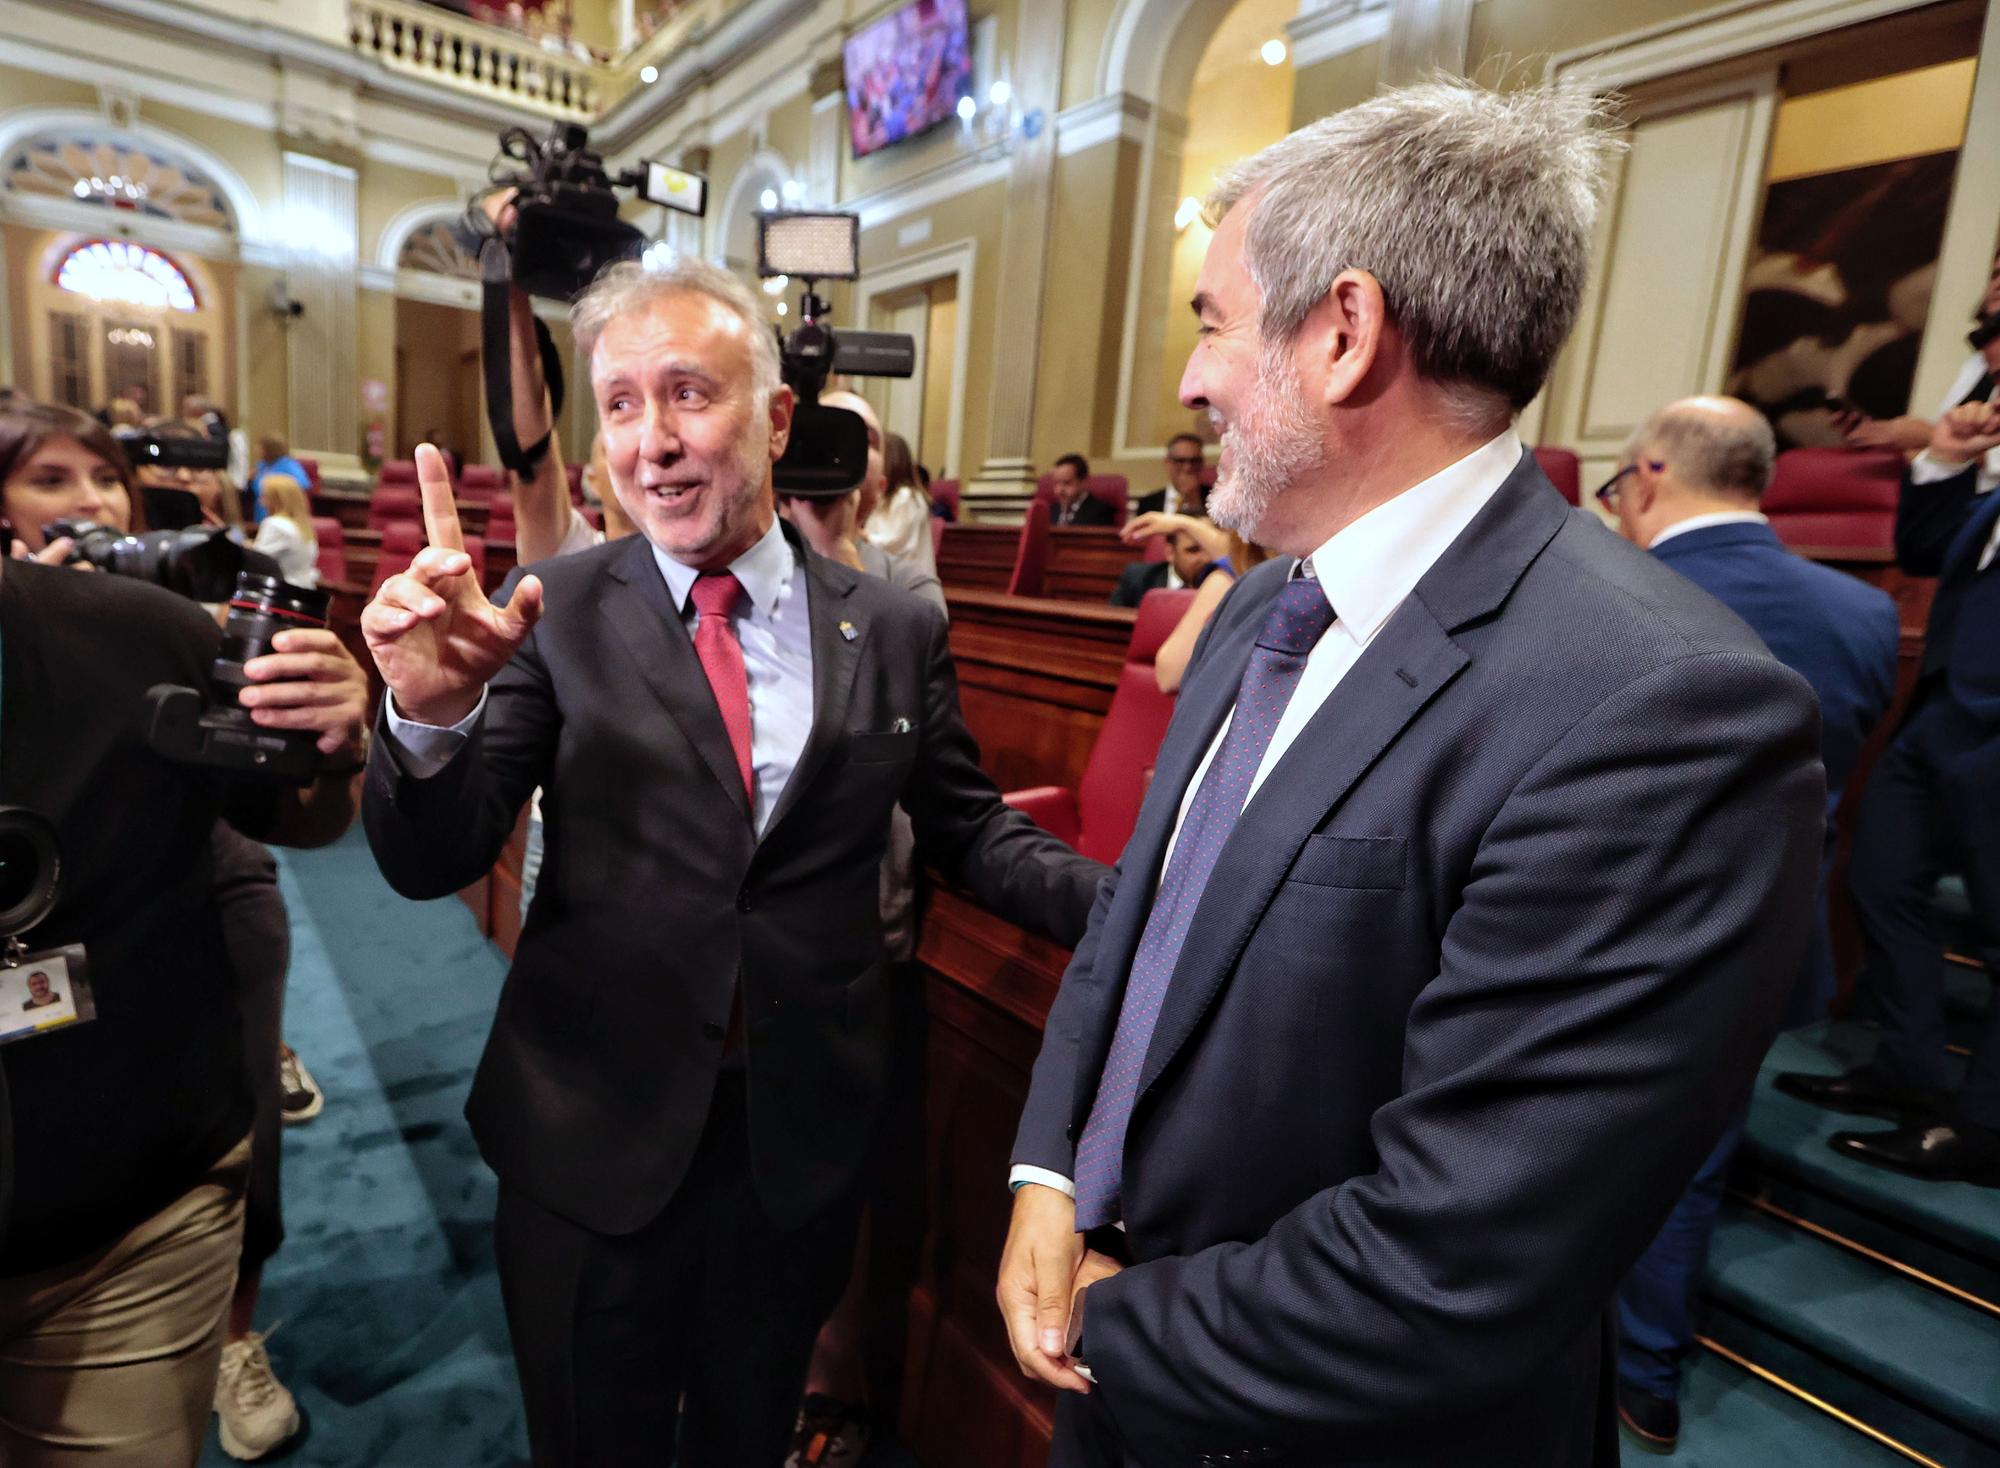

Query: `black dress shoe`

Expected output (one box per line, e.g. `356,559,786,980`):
1830,1122,2000,1186
1616,1381,1679,1454
1773,1067,1947,1122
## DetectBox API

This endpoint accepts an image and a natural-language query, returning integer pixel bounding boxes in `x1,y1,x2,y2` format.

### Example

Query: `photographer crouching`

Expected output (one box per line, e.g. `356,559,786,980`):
0,396,366,1466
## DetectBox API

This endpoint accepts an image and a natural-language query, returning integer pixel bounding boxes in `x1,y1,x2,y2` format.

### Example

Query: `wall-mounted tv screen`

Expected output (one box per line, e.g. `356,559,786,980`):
844,0,973,159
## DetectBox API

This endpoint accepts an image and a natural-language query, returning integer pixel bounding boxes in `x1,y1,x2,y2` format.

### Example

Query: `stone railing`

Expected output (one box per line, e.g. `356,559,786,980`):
348,0,608,120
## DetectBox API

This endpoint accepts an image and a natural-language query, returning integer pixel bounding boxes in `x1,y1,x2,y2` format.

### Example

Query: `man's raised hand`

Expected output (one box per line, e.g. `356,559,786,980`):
360,443,544,726
1931,402,2000,466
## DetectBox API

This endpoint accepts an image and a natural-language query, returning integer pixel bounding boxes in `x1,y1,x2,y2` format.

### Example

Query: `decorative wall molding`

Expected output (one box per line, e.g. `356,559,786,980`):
847,146,1012,234
1288,0,1393,69
373,198,466,272
1055,92,1154,157
1548,0,1938,90
853,239,977,483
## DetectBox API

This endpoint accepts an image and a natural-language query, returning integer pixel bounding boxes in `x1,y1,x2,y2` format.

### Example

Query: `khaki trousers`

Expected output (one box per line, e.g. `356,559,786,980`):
0,1135,250,1467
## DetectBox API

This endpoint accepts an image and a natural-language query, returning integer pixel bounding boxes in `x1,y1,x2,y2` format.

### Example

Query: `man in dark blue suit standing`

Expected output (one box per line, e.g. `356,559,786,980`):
997,83,1825,1468
1605,396,1898,1450
1777,375,2000,1187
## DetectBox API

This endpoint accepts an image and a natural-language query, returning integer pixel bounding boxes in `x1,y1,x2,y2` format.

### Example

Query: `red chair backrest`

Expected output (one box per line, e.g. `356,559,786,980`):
1034,472,1130,524
1533,445,1581,506
295,457,321,493
371,519,425,592
1763,448,1903,551
486,492,516,544
368,485,422,529
377,459,420,486
1072,587,1196,863
311,516,347,585
929,478,961,521
1007,499,1052,596
460,533,486,588
459,465,505,502
929,516,946,562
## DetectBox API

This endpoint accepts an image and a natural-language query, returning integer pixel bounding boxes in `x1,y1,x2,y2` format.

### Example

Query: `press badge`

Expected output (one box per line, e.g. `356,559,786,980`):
0,941,94,1044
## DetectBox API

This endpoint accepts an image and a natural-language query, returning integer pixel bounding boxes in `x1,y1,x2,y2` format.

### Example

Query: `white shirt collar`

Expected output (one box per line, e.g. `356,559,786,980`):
652,516,793,617
1647,509,1769,550
1297,428,1523,642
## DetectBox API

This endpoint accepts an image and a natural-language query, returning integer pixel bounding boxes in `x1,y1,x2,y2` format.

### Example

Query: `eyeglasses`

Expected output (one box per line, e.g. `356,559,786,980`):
1594,463,1640,509
1167,454,1204,467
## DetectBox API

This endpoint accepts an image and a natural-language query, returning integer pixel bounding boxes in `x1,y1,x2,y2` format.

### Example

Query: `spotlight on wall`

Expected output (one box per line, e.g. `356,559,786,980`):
988,79,1012,107
1261,38,1288,65
955,94,977,123
640,64,659,83
781,179,805,204
1174,195,1203,232
759,187,779,210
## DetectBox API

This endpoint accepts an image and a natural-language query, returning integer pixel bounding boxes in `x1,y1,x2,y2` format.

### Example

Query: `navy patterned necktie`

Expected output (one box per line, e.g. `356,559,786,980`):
1071,567,1336,1230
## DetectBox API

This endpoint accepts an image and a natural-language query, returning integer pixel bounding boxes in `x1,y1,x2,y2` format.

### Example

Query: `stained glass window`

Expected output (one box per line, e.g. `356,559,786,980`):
55,240,198,312
6,137,231,230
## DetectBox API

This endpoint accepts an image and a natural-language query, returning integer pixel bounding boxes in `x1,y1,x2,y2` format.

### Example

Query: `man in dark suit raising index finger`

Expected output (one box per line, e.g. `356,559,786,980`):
1001,81,1824,1468
359,258,1106,1466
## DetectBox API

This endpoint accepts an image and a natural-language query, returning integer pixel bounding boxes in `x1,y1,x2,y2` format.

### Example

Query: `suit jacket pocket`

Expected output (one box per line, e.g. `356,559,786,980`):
1285,834,1407,890
846,728,918,765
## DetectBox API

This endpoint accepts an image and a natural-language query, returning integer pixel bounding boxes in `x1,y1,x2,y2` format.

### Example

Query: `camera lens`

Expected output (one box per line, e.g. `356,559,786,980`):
0,807,61,937
212,572,331,708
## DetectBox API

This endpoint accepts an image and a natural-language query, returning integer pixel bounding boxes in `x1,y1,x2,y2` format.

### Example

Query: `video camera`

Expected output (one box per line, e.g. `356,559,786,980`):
456,122,707,303
758,211,916,497
113,428,228,475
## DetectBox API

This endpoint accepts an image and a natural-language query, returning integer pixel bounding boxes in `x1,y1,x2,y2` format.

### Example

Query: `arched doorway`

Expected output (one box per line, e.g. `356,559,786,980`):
29,236,224,415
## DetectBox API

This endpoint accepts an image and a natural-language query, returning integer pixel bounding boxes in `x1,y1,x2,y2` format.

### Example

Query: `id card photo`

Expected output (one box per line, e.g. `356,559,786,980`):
0,952,87,1042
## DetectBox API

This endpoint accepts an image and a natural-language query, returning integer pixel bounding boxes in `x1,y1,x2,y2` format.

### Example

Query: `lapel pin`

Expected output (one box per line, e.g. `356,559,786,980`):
838,620,857,642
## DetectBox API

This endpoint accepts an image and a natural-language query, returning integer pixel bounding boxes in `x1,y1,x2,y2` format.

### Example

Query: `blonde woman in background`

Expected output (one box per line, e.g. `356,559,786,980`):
862,430,935,575
251,474,320,587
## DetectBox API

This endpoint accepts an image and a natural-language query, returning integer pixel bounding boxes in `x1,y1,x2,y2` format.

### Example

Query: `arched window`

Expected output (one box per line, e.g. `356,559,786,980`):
6,136,231,230
396,220,480,280
54,240,199,311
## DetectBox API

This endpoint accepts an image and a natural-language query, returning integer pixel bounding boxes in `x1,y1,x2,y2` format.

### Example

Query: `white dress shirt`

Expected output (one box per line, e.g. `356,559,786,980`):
1646,510,1769,550
1933,351,2000,495
1010,428,1525,1198
384,518,818,837
250,515,319,588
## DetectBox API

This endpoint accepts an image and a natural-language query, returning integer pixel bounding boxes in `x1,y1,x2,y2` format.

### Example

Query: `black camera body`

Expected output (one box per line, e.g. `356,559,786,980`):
773,294,917,498
112,428,228,474
147,573,333,785
44,517,246,604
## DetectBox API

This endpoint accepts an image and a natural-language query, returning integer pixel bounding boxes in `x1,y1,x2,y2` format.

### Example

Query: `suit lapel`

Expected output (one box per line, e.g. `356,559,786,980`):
761,538,865,841
1949,487,2000,576
602,535,751,824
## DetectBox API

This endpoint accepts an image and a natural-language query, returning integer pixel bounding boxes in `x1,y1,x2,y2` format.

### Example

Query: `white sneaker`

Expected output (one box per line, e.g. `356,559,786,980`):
214,1327,302,1461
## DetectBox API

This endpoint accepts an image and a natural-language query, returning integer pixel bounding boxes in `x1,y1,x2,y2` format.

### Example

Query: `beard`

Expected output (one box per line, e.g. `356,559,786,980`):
615,406,775,565
1207,344,1324,542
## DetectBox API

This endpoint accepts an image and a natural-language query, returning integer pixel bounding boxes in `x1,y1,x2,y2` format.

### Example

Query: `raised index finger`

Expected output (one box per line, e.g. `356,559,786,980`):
415,444,464,553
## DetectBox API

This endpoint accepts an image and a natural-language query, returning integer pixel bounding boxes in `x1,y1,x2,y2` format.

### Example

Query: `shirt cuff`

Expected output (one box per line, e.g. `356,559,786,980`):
1911,450,1973,483
382,689,487,778
1008,1165,1075,1197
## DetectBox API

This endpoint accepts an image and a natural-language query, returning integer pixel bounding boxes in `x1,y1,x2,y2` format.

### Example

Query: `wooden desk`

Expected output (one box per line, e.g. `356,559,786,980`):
1044,526,1134,603
938,523,1020,591
945,589,1136,794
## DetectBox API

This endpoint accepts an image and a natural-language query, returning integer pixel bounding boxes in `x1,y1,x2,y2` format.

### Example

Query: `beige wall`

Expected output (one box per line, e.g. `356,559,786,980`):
359,161,462,267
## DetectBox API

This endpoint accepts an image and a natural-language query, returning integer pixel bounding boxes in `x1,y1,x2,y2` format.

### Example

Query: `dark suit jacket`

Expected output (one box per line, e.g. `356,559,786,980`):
1109,561,1172,608
1053,494,1117,527
1134,486,1207,518
1895,462,2000,725
1013,453,1824,1467
1651,520,1897,802
367,525,1105,1236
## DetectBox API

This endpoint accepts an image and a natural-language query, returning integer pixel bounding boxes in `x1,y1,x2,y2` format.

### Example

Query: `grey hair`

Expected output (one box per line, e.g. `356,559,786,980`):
1207,80,1623,415
1625,398,1775,499
571,256,783,404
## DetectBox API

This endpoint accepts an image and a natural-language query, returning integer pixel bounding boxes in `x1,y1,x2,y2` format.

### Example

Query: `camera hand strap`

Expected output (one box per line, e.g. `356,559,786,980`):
478,237,567,476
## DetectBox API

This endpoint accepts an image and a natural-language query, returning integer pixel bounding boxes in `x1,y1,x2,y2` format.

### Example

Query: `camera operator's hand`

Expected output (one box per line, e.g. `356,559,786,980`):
238,630,369,756
1930,401,2000,466
362,445,544,726
9,536,79,568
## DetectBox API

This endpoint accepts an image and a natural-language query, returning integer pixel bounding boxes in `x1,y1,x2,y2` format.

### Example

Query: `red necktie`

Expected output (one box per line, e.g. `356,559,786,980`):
689,572,754,802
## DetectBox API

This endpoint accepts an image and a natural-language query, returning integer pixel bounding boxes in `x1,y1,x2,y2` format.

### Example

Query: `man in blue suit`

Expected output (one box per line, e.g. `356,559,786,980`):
1605,396,1898,1450
1777,377,2000,1187
996,84,1824,1468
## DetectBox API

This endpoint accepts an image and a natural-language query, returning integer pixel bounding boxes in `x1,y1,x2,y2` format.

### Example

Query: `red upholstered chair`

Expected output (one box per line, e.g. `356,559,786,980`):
295,457,321,493
1004,587,1196,862
1762,448,1903,552
368,485,422,530
460,533,487,588
1533,445,1581,506
311,517,348,585
377,459,420,487
459,465,505,502
371,520,424,592
929,478,961,521
1007,499,1052,596
929,516,946,563
486,492,516,546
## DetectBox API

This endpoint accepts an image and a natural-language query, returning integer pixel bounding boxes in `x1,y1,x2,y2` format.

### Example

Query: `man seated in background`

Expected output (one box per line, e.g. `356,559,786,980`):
1048,453,1114,526
1107,523,1217,607
1605,395,1899,1450
1132,433,1208,518
1778,391,2000,1186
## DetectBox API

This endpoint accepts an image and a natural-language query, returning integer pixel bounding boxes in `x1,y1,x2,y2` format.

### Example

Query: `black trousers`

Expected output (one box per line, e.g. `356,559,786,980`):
211,826,289,1267
493,1072,861,1467
1848,691,2000,1128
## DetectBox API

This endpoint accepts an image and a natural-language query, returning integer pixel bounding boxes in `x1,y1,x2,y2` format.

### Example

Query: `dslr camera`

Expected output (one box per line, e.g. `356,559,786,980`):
456,121,707,302
759,211,916,497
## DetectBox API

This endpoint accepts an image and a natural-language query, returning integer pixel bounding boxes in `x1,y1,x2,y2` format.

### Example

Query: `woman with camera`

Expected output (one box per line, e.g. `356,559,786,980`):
0,397,366,1465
